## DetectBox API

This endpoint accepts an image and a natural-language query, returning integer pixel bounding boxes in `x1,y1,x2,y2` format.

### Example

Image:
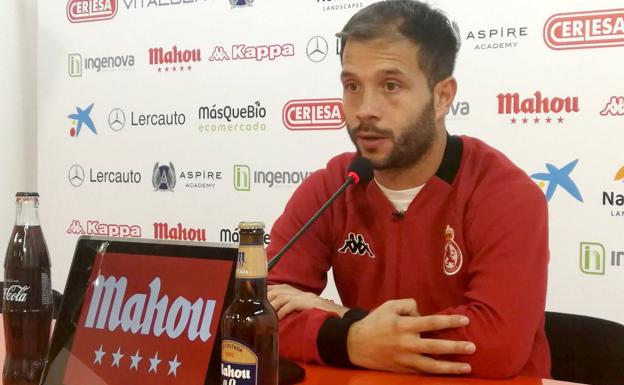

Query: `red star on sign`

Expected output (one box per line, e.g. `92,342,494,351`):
557,116,564,123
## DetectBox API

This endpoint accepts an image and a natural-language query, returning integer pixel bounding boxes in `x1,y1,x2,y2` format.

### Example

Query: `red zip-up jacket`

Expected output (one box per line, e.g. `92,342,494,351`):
267,134,551,379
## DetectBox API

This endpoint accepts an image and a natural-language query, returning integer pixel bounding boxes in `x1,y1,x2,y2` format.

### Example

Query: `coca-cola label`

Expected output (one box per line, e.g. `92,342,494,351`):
2,270,52,311
3,284,30,302
63,252,233,385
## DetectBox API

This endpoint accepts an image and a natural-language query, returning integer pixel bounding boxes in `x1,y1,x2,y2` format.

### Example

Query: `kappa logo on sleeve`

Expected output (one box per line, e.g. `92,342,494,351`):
443,225,463,276
338,233,375,258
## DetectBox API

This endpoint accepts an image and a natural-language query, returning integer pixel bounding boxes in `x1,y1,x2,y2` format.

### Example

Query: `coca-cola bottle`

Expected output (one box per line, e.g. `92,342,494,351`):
2,192,52,385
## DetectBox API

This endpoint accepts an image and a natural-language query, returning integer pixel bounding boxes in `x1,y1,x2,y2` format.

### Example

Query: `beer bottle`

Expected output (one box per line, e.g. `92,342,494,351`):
3,192,53,385
221,222,278,385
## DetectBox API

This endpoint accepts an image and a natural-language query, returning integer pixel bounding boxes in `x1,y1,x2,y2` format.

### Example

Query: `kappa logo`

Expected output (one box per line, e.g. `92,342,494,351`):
600,96,624,116
338,233,374,258
443,225,463,276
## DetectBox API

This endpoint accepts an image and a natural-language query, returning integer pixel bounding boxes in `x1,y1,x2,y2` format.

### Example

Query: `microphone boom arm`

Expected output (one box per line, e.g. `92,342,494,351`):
267,176,354,271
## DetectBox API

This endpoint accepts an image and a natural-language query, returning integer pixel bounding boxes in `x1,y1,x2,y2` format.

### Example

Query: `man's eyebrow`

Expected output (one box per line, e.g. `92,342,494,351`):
340,68,407,80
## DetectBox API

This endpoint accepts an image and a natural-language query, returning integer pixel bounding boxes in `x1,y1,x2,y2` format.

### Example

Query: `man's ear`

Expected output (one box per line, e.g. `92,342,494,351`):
433,77,457,121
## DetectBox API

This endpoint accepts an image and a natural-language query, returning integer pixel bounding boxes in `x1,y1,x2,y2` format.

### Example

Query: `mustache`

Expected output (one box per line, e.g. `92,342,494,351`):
348,122,393,136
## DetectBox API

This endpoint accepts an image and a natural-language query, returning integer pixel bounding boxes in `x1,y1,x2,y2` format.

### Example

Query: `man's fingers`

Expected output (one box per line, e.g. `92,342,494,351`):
413,338,476,355
269,295,291,313
399,314,469,333
407,355,471,375
277,302,297,320
385,299,419,317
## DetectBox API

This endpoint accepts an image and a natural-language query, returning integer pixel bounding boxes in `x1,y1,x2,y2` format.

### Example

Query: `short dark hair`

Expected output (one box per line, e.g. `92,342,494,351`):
337,0,460,89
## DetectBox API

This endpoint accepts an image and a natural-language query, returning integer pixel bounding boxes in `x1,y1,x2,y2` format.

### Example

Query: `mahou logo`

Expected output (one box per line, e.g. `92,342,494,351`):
282,99,346,130
63,252,232,385
66,220,142,238
497,91,579,125
67,0,118,23
153,222,206,242
149,46,201,73
544,9,624,50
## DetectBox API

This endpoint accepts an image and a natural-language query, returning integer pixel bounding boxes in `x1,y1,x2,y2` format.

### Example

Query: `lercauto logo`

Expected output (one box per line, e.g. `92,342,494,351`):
531,159,583,203
282,99,345,130
67,0,118,23
544,9,624,50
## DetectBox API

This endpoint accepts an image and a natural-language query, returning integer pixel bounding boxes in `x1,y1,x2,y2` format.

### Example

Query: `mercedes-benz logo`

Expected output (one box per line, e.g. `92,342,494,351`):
108,108,126,131
306,36,328,63
68,164,85,187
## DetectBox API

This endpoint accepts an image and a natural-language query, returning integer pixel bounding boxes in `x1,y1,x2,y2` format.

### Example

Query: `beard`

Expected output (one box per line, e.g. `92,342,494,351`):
347,99,437,170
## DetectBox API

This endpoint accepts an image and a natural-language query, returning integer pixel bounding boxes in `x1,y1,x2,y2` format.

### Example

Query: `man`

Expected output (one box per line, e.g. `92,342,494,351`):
267,0,550,379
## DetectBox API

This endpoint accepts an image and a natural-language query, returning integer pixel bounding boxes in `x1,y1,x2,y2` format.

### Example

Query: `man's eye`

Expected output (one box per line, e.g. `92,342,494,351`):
385,82,399,91
345,83,359,92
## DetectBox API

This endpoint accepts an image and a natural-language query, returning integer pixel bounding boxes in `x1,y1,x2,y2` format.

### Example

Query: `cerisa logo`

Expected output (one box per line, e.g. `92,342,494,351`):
282,99,345,130
67,0,118,23
544,9,624,50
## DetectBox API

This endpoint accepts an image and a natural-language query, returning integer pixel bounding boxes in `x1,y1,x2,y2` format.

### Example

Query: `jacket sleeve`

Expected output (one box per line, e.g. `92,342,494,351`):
426,180,550,378
266,169,340,364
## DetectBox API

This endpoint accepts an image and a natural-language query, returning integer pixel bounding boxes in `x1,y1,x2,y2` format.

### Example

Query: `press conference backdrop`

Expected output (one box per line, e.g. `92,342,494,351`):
38,0,624,324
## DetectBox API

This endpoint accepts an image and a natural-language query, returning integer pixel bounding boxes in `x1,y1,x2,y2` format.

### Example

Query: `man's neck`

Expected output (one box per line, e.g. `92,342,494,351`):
374,130,447,190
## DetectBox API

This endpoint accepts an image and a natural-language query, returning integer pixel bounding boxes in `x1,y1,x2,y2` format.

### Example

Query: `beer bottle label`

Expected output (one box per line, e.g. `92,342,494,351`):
221,340,258,385
236,245,267,279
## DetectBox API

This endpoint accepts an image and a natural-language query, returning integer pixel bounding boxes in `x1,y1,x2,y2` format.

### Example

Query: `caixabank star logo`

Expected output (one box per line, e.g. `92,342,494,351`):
63,252,232,385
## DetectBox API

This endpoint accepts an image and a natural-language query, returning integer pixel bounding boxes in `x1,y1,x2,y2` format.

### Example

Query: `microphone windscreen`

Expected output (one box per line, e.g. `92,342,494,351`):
347,157,374,184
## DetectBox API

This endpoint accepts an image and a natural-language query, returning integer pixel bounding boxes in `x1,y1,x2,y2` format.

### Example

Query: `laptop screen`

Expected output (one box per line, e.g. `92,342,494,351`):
41,236,237,385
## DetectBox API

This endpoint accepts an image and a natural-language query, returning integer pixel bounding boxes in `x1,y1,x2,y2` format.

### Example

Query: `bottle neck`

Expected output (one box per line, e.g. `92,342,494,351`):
235,243,268,301
15,198,41,226
236,278,268,300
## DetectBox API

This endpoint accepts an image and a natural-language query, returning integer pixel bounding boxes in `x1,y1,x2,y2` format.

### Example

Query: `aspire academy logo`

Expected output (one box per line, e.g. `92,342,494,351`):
63,252,232,385
544,9,624,50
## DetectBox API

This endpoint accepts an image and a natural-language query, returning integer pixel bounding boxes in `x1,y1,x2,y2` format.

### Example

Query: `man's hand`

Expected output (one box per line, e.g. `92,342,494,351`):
347,299,475,375
268,284,349,319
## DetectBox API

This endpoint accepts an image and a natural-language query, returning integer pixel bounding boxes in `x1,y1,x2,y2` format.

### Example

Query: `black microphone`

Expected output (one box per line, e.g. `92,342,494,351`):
267,157,374,271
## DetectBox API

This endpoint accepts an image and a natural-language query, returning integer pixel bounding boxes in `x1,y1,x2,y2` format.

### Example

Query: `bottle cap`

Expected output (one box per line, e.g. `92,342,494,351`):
15,192,39,197
238,222,265,231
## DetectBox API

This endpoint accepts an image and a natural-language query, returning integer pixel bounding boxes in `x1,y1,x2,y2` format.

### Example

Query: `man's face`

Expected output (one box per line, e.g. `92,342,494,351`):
340,37,438,170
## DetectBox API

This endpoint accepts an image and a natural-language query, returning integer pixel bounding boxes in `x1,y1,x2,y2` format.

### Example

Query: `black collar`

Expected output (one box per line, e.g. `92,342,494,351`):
434,132,463,185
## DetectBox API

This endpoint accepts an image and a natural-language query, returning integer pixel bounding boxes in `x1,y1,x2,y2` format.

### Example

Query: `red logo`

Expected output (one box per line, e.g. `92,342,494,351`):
67,0,118,23
282,99,346,130
600,96,624,116
153,222,206,241
64,252,232,385
497,91,579,125
149,46,202,73
544,9,624,50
